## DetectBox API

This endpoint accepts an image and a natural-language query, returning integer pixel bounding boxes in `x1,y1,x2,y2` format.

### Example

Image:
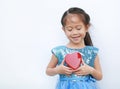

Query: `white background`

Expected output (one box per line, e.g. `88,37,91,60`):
0,0,120,89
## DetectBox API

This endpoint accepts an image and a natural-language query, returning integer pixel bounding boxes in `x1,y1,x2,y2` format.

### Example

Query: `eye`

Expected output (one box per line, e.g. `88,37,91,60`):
76,28,81,30
67,29,72,31
76,26,81,30
65,27,72,31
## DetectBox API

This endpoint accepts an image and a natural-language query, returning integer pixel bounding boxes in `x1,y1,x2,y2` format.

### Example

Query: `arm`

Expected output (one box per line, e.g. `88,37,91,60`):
90,55,103,80
46,55,58,76
73,55,103,80
46,54,73,76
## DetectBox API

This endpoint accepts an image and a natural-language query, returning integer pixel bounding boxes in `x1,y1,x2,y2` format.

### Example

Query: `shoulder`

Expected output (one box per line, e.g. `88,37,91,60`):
85,46,99,52
85,46,99,56
51,45,66,60
51,45,66,51
85,46,99,66
51,45,66,55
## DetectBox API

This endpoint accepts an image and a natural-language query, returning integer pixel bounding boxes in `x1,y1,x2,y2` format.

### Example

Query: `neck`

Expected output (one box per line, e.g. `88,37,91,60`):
67,41,85,49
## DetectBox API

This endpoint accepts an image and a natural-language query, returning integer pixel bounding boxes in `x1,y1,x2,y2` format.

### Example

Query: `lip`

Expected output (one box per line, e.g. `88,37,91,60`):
72,36,80,38
71,36,80,40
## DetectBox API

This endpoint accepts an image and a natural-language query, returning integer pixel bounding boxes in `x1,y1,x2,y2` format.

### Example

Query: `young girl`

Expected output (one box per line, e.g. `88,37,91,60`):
46,7,103,89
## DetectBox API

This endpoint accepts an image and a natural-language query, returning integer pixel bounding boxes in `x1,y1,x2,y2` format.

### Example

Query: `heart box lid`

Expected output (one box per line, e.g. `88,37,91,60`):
65,52,82,70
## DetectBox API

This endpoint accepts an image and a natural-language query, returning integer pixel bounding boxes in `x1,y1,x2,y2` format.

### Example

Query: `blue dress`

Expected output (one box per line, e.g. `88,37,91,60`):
51,46,99,89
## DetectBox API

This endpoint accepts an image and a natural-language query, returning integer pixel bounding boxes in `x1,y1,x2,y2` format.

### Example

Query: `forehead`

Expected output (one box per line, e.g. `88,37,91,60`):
65,14,84,25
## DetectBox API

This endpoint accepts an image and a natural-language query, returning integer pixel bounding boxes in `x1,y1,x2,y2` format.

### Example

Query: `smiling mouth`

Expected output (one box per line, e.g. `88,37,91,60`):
72,36,80,39
72,36,80,40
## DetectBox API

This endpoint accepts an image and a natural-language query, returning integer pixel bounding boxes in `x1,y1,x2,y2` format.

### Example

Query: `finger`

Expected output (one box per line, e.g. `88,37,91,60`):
64,70,72,75
74,71,83,76
81,59,85,65
73,67,80,72
66,74,70,76
65,66,73,70
77,73,84,76
61,59,65,65
75,70,85,75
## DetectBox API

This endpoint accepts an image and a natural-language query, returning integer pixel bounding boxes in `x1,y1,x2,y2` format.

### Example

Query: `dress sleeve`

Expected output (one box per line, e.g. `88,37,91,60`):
51,46,63,65
93,47,99,60
51,47,59,59
92,47,99,67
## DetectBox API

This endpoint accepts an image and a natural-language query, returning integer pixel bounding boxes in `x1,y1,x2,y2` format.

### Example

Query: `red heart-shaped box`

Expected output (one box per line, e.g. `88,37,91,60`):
65,52,82,70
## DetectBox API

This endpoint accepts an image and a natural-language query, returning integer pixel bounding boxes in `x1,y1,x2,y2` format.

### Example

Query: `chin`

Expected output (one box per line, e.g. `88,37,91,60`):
73,42,81,44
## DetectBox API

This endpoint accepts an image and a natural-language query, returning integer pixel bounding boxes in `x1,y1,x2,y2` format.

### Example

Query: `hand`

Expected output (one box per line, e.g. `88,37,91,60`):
73,59,94,76
55,59,73,76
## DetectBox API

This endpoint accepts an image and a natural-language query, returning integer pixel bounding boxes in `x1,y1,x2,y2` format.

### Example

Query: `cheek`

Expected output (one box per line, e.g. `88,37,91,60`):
80,32,86,38
64,31,71,35
64,31,70,38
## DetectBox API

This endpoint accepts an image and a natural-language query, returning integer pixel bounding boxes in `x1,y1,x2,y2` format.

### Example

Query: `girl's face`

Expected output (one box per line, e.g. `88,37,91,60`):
63,14,89,45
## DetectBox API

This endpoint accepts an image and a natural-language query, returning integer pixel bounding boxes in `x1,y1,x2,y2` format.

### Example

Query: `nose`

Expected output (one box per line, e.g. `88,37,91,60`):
72,29,78,34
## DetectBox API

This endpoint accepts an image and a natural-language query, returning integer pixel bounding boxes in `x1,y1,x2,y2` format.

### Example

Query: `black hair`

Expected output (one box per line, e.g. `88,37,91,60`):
61,7,93,46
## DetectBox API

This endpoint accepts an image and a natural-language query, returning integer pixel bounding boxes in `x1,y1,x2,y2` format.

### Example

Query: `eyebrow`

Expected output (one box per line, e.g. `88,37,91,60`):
65,26,72,28
76,25,82,27
65,25,82,28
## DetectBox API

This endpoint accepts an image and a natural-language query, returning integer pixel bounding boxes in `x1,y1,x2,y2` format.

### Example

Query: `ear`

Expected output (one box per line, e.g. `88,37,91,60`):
62,27,65,31
86,24,90,32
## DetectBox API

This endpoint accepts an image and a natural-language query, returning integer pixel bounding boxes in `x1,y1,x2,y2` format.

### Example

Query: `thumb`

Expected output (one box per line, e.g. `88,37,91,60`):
81,59,85,65
61,59,65,65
